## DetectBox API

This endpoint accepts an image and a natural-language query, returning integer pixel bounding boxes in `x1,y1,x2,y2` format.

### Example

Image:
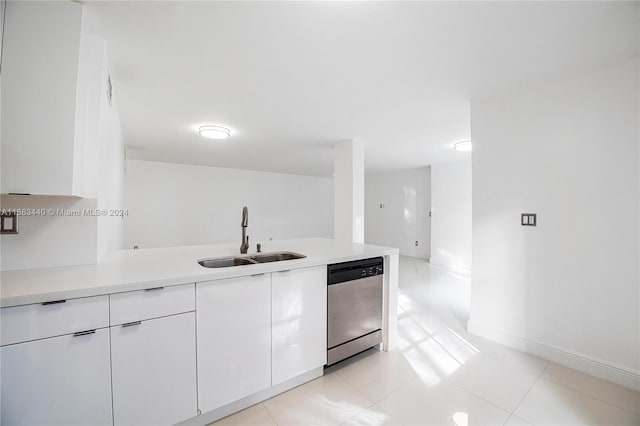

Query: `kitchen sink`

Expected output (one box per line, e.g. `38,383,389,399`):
197,251,306,268
250,252,306,263
198,257,257,268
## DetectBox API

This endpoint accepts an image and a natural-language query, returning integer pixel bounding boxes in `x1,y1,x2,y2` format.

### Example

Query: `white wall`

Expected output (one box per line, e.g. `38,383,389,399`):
123,160,333,249
77,5,125,256
470,59,640,389
365,167,430,258
96,89,125,256
430,160,472,271
0,196,98,271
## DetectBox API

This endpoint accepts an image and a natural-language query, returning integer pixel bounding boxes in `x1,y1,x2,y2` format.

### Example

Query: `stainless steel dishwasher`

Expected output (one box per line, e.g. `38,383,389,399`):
327,257,384,366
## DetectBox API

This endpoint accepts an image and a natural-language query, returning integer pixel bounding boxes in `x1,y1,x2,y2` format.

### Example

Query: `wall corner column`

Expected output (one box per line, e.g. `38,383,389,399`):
333,139,365,243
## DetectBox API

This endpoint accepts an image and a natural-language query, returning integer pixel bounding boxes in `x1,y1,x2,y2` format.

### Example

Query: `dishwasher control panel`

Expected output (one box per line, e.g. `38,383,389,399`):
361,265,383,278
327,257,384,285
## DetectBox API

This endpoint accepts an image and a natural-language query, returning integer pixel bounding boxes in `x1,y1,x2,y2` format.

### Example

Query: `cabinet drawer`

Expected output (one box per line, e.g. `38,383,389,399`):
110,283,195,325
1,295,109,346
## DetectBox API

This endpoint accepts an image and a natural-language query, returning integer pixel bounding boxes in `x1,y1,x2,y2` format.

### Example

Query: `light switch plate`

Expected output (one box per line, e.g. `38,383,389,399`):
0,212,18,234
521,213,537,227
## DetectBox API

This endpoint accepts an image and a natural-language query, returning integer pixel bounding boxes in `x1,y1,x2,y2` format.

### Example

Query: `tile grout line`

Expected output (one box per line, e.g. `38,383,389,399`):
502,414,515,426
300,368,379,425
372,360,510,425
438,373,514,416
538,376,640,418
260,402,279,426
404,307,534,417
331,367,379,407
404,300,558,403
456,334,551,378
376,375,421,405
339,401,378,425
369,372,419,405
402,311,513,414
508,360,550,421
404,309,543,416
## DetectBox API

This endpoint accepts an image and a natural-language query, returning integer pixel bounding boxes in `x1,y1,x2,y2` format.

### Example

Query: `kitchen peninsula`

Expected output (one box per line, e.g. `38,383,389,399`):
0,238,399,426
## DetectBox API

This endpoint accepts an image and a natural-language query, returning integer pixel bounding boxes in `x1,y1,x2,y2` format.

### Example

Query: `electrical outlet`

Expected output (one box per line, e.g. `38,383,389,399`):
415,241,419,246
521,213,537,227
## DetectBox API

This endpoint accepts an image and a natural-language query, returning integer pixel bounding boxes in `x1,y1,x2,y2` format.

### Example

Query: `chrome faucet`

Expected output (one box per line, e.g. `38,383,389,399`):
240,206,249,254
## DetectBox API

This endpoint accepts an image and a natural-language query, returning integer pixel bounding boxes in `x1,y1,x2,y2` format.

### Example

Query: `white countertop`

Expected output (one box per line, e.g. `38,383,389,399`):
0,238,398,308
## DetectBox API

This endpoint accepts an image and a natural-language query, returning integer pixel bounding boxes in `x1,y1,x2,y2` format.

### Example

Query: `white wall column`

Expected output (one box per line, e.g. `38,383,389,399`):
430,160,472,271
333,140,365,243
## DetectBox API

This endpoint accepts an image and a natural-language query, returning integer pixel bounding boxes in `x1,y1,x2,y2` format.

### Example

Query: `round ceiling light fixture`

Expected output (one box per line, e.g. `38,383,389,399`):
453,140,472,152
198,125,231,140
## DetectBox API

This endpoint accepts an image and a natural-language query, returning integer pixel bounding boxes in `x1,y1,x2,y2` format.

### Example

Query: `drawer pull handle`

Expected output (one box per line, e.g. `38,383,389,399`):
278,270,291,273
144,287,164,292
73,329,96,337
122,321,142,328
42,300,66,306
252,273,265,277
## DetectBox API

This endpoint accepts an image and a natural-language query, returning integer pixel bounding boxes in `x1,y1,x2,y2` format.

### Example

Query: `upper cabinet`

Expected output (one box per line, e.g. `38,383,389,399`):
1,1,106,197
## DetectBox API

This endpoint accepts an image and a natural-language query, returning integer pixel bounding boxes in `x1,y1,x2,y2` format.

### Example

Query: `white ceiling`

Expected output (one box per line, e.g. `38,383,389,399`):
93,1,638,177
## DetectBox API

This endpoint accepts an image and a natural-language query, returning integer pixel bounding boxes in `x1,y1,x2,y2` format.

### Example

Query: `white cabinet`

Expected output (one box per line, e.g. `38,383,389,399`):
197,274,271,413
2,1,82,195
110,312,197,426
1,1,107,197
272,266,327,385
0,329,113,426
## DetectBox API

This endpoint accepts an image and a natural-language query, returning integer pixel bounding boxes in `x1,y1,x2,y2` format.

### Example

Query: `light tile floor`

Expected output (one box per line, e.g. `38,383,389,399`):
213,256,640,425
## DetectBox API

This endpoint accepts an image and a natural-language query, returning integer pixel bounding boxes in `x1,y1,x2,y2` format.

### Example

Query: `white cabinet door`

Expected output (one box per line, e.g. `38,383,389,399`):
272,266,327,385
1,1,84,196
197,274,271,413
0,329,113,426
110,312,197,426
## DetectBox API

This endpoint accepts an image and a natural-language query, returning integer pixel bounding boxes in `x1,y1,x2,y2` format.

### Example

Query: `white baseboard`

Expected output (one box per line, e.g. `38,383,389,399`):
177,367,324,426
467,320,640,391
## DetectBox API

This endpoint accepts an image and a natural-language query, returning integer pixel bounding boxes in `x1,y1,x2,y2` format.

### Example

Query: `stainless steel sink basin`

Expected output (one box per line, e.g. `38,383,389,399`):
197,251,306,268
250,252,306,263
198,257,257,268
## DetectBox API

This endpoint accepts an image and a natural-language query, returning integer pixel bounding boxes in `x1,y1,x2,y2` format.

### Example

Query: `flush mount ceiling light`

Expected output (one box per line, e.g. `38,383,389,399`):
453,140,472,152
198,125,231,140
